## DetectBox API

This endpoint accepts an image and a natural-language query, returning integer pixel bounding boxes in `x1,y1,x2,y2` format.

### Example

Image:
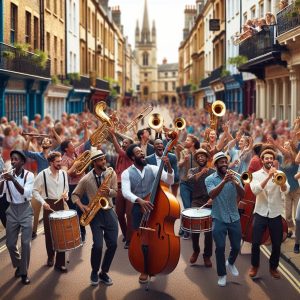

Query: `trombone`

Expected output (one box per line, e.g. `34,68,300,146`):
227,169,252,185
22,132,51,138
0,168,16,183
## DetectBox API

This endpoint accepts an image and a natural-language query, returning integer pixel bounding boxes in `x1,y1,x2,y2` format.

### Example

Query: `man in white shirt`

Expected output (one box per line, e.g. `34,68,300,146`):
121,144,174,284
33,151,69,272
0,150,34,285
249,149,290,279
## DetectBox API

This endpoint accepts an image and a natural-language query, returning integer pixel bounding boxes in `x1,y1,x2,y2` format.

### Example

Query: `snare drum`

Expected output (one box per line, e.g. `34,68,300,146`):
49,210,82,252
180,208,212,233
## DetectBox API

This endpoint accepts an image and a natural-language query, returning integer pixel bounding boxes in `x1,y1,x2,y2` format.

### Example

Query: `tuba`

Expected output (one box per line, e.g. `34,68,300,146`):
90,101,114,146
73,150,91,175
80,167,114,226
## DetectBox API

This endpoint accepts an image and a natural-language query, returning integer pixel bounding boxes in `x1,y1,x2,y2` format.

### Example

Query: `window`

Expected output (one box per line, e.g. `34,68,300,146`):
88,7,91,31
251,6,256,19
164,82,168,91
173,72,176,77
172,81,176,90
259,1,264,18
33,17,39,49
165,72,168,77
10,4,18,44
243,13,247,25
46,32,50,54
54,0,58,15
60,0,63,18
144,72,147,77
25,11,31,44
46,0,50,10
142,52,149,66
143,86,148,95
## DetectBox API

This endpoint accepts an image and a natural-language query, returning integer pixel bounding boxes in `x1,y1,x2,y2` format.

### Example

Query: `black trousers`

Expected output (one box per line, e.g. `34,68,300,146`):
251,213,283,269
0,194,9,227
191,231,212,257
90,209,118,273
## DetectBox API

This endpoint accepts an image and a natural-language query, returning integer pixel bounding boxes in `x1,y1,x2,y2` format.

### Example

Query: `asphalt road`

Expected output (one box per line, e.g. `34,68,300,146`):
0,218,299,300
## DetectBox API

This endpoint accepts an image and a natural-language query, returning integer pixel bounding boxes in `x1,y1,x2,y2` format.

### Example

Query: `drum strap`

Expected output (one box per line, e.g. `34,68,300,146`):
43,170,66,199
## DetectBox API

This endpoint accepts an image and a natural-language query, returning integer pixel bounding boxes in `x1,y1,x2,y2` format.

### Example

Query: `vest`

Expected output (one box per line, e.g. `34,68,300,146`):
128,165,156,199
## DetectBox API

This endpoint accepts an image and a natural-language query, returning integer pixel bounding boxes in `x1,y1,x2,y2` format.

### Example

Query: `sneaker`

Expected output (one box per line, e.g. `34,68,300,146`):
183,232,190,240
99,272,113,286
178,228,184,236
217,275,226,287
189,251,200,264
90,271,99,286
226,260,239,276
248,266,259,278
124,241,130,249
294,244,300,254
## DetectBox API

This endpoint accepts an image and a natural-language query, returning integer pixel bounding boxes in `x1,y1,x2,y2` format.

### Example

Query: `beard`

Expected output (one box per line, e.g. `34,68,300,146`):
135,157,147,167
264,162,273,170
217,165,228,175
198,161,207,168
54,164,61,170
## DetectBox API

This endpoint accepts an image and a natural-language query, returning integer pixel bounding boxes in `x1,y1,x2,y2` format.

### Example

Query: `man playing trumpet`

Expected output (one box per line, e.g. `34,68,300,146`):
249,149,290,279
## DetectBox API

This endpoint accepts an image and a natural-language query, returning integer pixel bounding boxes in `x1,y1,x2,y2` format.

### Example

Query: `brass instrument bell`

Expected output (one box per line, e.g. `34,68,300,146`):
174,117,186,131
212,100,226,117
148,113,163,131
273,172,286,186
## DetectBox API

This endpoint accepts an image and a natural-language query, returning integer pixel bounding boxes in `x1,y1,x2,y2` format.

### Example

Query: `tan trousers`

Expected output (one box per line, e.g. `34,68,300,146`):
31,197,42,233
285,188,300,229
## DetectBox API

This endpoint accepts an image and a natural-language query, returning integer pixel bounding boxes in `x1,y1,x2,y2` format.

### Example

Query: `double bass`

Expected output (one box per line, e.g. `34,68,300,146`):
128,132,180,277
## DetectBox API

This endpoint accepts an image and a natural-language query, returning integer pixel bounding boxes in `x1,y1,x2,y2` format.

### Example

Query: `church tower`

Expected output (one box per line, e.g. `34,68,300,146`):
135,0,158,102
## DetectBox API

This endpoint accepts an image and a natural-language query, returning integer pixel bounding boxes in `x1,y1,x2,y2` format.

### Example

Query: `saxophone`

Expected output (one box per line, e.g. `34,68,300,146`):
80,167,114,226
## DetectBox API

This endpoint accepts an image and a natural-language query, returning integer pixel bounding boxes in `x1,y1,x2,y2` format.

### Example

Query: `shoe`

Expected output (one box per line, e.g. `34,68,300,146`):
99,272,113,286
81,234,86,244
203,256,212,268
14,267,21,278
183,232,190,240
54,265,68,273
139,273,148,284
226,260,239,276
31,232,37,240
217,275,226,287
294,244,300,254
90,271,99,286
178,228,184,236
287,231,293,238
270,268,281,279
21,275,30,285
248,266,259,278
47,259,54,267
189,251,200,264
124,241,130,249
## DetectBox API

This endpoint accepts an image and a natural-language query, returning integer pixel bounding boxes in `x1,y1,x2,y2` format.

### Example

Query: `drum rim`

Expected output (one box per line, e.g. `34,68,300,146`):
181,207,211,218
49,209,77,219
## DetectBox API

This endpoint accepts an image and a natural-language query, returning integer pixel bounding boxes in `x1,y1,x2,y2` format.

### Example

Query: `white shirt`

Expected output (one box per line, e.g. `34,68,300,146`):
155,154,162,167
250,168,290,218
121,164,174,203
0,169,34,203
33,168,69,205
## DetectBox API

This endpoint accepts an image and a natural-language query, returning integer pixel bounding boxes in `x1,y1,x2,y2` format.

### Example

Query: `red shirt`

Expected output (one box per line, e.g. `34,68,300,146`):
115,149,132,182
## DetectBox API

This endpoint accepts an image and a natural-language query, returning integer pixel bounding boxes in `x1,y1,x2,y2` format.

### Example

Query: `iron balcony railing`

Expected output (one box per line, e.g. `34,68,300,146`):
72,75,90,90
95,78,109,91
277,3,300,36
200,66,223,88
182,84,191,93
239,25,282,60
0,42,50,78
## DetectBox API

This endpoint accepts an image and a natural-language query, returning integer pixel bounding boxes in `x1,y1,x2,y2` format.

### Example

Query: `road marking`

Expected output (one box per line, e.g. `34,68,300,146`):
0,227,44,254
261,245,300,294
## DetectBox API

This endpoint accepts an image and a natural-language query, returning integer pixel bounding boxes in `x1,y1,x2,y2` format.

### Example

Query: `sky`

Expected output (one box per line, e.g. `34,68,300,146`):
109,0,195,64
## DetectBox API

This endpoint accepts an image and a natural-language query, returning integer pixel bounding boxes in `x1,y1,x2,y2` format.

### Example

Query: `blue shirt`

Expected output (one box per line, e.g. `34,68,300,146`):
280,163,299,192
23,151,49,173
205,172,241,223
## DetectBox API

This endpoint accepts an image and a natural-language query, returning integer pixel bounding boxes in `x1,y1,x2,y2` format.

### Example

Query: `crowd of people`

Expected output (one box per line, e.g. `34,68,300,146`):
0,100,299,288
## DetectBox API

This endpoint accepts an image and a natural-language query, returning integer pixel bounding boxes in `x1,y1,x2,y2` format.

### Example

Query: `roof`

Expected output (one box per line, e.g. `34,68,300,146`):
158,63,178,72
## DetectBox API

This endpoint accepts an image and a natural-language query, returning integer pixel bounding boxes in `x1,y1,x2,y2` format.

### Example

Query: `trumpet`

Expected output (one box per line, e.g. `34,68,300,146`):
22,132,51,138
227,169,252,185
0,168,16,183
273,172,286,186
174,117,186,131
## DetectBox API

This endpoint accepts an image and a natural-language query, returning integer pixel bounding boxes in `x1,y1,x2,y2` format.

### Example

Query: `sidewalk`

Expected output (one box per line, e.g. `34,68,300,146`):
0,221,299,275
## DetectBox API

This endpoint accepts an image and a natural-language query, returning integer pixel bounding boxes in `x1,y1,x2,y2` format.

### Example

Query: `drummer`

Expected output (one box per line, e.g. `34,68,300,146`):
33,151,69,272
187,148,215,267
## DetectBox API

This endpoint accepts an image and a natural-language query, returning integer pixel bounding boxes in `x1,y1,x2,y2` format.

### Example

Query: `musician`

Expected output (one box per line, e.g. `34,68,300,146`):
108,127,134,249
23,131,61,240
249,149,290,279
32,151,69,272
205,152,245,287
72,150,118,286
0,150,34,284
137,128,155,156
146,138,179,196
121,144,174,284
187,148,214,267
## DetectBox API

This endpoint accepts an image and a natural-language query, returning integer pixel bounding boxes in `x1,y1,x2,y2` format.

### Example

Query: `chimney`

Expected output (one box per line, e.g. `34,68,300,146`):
163,58,167,64
112,6,121,28
99,0,108,12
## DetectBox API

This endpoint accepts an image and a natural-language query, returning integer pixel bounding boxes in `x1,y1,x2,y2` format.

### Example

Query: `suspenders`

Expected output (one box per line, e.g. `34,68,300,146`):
43,170,66,199
6,170,29,203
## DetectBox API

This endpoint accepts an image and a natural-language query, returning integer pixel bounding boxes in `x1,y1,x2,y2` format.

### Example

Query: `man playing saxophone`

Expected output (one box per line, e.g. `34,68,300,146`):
71,150,118,286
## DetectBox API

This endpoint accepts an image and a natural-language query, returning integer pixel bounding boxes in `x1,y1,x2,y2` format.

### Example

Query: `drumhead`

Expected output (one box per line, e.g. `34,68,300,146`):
50,209,77,219
182,208,211,218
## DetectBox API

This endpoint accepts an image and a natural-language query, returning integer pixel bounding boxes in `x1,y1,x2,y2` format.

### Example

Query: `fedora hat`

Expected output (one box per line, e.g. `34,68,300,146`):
212,151,229,165
194,148,210,160
90,150,105,161
10,150,26,163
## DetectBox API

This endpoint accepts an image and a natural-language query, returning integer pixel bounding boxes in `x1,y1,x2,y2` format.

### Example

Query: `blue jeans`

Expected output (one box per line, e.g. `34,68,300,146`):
212,219,241,276
180,181,193,209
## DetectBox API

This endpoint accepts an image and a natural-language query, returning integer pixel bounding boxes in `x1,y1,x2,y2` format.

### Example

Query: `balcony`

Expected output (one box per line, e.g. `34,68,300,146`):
182,84,191,93
0,42,50,79
200,66,223,88
72,75,90,91
95,78,109,91
238,25,286,79
277,3,300,37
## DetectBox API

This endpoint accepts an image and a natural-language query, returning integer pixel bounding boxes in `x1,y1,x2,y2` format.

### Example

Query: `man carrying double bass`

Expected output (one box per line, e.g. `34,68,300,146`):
121,144,174,284
187,148,215,267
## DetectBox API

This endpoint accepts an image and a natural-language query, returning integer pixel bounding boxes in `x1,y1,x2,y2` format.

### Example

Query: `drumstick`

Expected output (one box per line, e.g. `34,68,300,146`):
54,190,68,204
54,198,62,204
199,203,208,210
